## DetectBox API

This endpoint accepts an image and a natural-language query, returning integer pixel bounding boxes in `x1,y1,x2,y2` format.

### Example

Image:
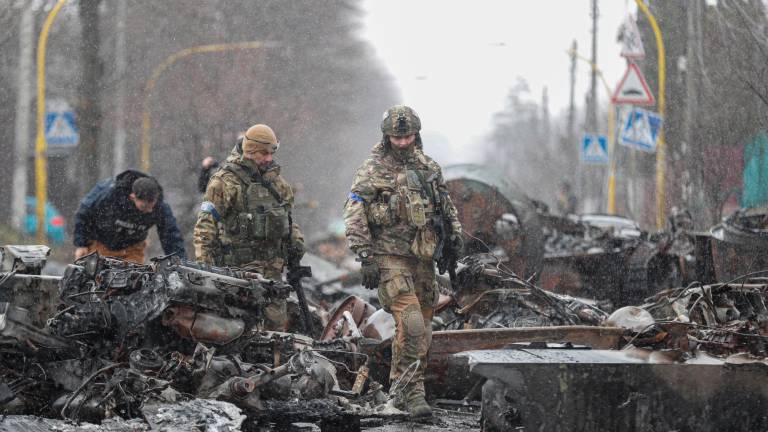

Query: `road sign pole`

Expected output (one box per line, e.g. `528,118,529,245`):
568,48,617,213
35,0,68,244
636,0,666,230
607,102,617,214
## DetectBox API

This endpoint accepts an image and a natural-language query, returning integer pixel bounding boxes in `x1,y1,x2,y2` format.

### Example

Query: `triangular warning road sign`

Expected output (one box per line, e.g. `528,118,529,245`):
612,62,655,105
620,15,645,59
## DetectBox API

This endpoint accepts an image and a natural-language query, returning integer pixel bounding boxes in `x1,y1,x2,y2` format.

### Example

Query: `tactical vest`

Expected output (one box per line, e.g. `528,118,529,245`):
366,164,439,258
217,163,291,266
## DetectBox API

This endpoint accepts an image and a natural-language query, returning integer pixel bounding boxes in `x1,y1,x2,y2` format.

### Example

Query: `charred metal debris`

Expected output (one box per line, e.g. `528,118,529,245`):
0,248,403,430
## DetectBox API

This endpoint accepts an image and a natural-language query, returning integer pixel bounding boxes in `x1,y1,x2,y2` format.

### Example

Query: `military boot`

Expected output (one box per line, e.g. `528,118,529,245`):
406,393,433,418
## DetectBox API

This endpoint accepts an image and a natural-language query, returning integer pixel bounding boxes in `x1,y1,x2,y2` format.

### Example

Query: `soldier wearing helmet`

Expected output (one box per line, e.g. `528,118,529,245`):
193,124,305,331
343,105,463,418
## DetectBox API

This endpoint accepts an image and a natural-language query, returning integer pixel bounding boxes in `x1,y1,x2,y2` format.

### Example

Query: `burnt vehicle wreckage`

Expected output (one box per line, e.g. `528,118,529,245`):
443,163,699,308
0,247,404,430
3,165,768,430
0,242,612,431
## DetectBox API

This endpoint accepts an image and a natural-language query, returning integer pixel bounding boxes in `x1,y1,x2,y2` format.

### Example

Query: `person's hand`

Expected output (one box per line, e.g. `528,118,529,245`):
74,247,90,260
287,241,306,265
359,256,380,290
201,156,216,169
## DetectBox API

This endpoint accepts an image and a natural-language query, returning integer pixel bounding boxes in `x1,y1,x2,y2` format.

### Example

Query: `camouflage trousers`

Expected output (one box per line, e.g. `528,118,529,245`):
241,260,287,332
376,255,438,400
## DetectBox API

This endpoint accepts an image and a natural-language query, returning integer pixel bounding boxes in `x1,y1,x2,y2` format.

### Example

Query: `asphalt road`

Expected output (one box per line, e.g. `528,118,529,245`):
362,408,481,431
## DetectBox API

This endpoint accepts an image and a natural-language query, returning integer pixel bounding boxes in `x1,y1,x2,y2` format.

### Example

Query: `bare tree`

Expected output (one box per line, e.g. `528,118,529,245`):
634,1,768,226
76,0,103,195
485,79,569,209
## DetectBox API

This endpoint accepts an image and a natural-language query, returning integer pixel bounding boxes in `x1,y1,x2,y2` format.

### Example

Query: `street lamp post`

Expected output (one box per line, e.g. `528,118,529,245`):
35,0,69,244
140,41,269,172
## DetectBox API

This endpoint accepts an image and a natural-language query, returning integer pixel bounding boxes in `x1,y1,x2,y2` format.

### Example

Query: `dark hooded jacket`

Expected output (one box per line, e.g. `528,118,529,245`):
73,170,186,257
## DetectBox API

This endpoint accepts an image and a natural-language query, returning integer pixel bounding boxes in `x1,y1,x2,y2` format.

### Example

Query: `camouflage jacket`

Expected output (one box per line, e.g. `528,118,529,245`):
193,150,304,270
343,142,462,259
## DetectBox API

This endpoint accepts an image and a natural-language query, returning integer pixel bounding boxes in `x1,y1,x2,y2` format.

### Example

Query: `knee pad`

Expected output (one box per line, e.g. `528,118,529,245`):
402,303,425,338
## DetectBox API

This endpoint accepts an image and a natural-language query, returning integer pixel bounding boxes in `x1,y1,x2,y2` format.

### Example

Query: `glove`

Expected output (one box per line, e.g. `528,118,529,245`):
359,256,380,290
449,233,464,254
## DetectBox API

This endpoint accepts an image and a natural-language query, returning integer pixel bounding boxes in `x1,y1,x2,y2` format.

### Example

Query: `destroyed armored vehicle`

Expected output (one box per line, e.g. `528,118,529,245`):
444,163,692,308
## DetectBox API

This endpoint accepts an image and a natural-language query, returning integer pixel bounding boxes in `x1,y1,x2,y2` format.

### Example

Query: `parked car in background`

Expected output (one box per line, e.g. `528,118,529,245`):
577,213,643,239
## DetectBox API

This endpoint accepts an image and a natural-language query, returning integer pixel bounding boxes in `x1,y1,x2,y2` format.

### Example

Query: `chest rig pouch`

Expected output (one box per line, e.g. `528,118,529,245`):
405,167,440,259
367,195,394,227
404,169,430,228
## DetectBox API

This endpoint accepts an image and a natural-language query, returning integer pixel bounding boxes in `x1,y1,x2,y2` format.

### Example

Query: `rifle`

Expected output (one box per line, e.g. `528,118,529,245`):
432,213,458,284
287,258,315,338
425,174,458,287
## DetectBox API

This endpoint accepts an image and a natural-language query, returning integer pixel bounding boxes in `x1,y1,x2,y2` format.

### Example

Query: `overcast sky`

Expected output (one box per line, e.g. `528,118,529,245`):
360,0,638,164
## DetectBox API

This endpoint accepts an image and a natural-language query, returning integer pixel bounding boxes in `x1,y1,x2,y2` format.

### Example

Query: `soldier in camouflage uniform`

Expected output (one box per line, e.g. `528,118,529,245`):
343,105,463,418
193,124,305,331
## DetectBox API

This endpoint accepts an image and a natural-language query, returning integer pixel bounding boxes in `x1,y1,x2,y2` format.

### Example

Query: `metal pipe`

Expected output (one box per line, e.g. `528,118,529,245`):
0,273,63,282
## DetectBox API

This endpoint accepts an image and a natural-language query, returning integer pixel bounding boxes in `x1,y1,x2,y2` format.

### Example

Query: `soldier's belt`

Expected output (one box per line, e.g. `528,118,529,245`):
224,244,283,262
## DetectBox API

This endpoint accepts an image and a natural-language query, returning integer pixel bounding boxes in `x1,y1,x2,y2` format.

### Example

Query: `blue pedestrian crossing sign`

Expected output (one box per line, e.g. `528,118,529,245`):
45,110,79,147
581,134,609,164
619,107,662,153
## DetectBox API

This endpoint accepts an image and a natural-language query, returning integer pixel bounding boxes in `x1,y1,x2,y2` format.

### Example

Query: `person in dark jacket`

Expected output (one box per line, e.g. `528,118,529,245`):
556,181,578,215
198,156,220,194
73,170,186,263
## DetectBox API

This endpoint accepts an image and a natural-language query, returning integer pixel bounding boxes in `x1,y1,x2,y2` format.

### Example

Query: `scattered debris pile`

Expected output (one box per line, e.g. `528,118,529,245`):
0,250,393,429
436,253,608,330
634,276,768,356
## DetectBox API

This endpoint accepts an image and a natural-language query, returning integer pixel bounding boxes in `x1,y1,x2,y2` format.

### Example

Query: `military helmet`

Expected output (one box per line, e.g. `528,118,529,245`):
381,105,421,137
243,124,280,154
